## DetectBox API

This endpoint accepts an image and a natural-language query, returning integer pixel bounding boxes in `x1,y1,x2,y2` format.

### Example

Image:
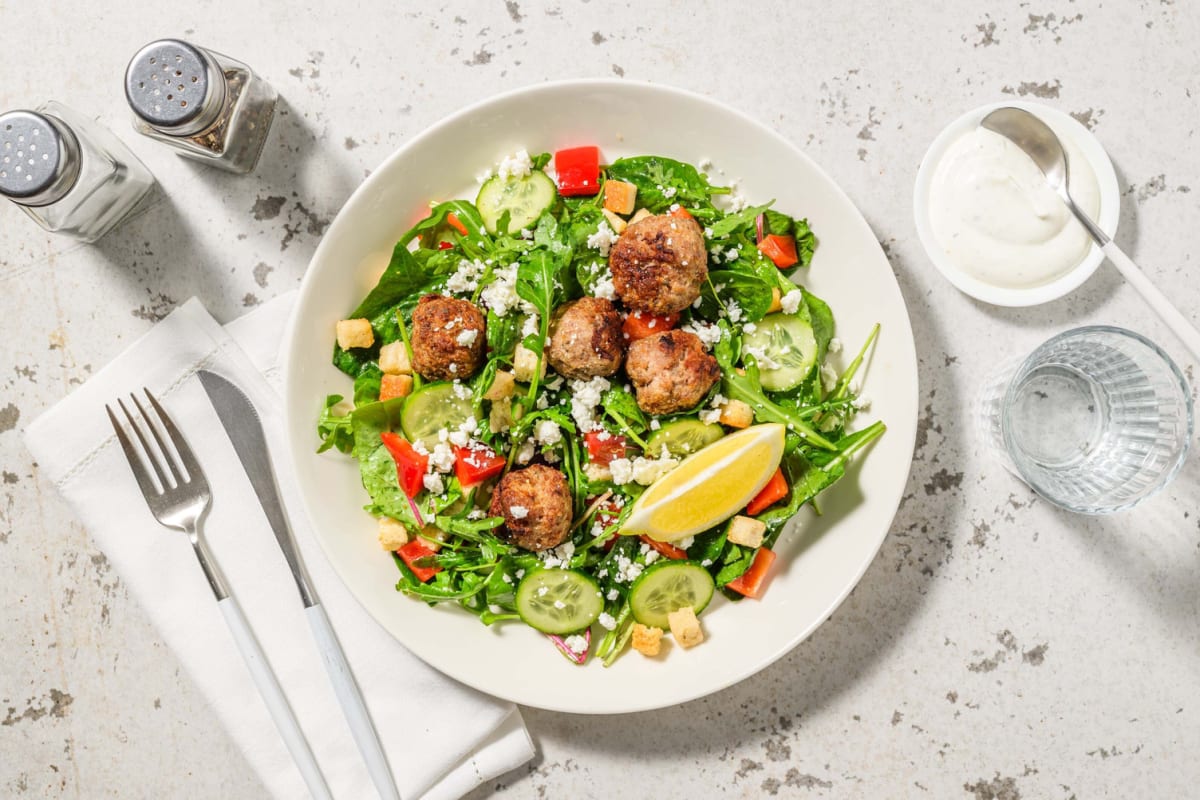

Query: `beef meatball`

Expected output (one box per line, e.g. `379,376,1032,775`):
546,297,624,379
489,465,573,552
409,294,486,380
609,214,708,314
626,329,721,415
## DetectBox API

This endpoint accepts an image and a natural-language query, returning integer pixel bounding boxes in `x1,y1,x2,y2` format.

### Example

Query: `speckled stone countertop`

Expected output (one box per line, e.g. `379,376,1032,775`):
3,2,1199,798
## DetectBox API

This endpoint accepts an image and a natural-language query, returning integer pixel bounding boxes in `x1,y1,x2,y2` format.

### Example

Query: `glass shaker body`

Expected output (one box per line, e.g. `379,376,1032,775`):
0,102,155,243
126,40,277,174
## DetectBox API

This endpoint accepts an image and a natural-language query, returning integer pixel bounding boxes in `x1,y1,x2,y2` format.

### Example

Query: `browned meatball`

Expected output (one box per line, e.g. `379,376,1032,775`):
626,330,721,415
609,214,708,314
546,297,624,379
410,294,486,380
489,465,573,552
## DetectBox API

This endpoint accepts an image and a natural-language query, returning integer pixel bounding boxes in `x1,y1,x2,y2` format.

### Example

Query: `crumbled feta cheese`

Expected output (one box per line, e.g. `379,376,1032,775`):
728,193,748,213
456,328,479,347
446,258,487,295
701,558,713,567
630,453,678,485
502,573,512,583
534,419,562,446
828,337,843,354
586,222,619,257
724,247,740,263
496,148,533,180
476,168,493,184
606,588,620,601
852,394,872,411
726,300,744,323
515,438,536,465
422,473,444,494
704,227,714,238
521,312,540,339
448,428,469,447
608,457,634,485
562,634,588,655
569,376,610,432
681,319,721,349
662,186,677,199
598,612,617,631
699,407,722,424
516,569,526,579
679,536,695,550
480,264,520,317
452,381,472,400
467,509,486,520
592,271,616,300
519,227,533,239
537,586,548,596
744,344,782,370
649,419,661,430
743,322,757,334
429,442,456,472
699,157,714,171
780,289,803,315
821,364,839,392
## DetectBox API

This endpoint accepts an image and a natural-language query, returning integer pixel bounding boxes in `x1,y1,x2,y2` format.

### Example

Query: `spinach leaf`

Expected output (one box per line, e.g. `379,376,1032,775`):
760,209,816,269
486,309,521,357
802,288,835,362
316,395,353,454
352,242,434,321
353,364,383,405
700,270,774,323
606,156,726,221
714,541,756,586
687,525,727,565
399,200,489,248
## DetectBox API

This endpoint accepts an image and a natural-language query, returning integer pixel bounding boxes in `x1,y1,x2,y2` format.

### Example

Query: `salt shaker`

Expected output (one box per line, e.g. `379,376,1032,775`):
124,39,277,174
0,103,155,243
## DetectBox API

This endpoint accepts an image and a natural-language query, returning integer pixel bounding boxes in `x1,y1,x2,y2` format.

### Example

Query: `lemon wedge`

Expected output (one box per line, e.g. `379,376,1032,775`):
621,423,786,542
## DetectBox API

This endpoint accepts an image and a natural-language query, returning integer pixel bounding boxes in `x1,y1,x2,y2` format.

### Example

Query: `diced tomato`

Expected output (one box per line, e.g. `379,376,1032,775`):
437,240,454,250
584,431,627,466
746,467,788,515
554,146,601,196
639,535,688,560
757,234,799,269
725,547,776,598
380,432,428,497
669,206,694,220
453,444,505,488
622,310,679,342
446,212,469,236
397,540,442,582
379,374,412,401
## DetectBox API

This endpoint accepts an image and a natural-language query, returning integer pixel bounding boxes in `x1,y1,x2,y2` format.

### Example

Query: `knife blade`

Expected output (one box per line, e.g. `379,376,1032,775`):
197,369,316,606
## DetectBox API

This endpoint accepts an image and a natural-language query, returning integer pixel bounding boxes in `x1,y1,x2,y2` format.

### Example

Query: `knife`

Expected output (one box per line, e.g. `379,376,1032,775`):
198,370,400,800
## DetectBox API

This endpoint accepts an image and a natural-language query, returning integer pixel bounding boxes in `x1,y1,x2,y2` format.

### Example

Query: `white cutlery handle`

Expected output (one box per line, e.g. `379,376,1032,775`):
218,597,334,800
1102,240,1200,365
305,603,400,800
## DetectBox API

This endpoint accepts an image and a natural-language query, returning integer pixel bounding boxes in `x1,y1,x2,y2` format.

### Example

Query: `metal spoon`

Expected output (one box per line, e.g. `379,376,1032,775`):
981,107,1200,362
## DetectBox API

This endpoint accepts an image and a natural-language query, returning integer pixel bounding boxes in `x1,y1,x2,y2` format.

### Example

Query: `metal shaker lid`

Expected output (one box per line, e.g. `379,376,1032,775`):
124,39,223,133
0,110,80,205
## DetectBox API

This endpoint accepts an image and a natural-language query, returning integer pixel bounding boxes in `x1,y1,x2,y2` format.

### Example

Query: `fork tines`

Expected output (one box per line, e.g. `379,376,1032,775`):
106,388,205,498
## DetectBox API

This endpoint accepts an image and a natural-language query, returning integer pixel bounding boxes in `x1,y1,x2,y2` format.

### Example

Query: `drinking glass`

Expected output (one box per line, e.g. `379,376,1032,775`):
978,326,1193,513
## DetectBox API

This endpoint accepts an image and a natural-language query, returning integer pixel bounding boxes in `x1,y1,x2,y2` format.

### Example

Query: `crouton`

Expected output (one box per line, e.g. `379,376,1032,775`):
602,208,628,235
718,399,754,429
584,462,613,483
336,318,374,350
379,374,413,401
512,344,545,383
377,517,410,550
489,399,515,433
767,286,783,314
484,369,517,401
603,180,637,215
667,607,704,649
725,515,766,548
629,208,653,225
631,623,663,656
378,341,412,375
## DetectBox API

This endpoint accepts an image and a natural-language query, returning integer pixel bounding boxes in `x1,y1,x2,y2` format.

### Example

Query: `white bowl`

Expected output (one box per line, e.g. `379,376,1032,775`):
283,80,920,714
913,101,1120,307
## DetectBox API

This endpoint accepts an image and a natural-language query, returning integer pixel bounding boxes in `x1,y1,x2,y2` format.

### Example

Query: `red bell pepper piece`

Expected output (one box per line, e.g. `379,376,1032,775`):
380,432,429,498
622,310,679,342
554,146,601,196
746,467,788,515
757,234,799,269
669,206,694,220
584,431,627,466
725,547,776,598
639,535,688,560
437,240,454,250
453,444,505,488
397,540,442,582
446,212,469,236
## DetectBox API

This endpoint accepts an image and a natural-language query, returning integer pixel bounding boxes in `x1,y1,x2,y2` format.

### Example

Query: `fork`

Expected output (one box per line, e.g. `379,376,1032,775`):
107,389,334,800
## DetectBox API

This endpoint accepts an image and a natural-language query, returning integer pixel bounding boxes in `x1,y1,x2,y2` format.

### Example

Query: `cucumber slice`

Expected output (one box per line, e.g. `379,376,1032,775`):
476,171,557,235
400,381,474,449
515,569,604,634
645,419,724,458
628,561,715,630
743,312,818,391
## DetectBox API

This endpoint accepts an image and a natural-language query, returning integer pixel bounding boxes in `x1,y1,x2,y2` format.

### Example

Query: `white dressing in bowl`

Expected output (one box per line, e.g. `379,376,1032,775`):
928,126,1101,289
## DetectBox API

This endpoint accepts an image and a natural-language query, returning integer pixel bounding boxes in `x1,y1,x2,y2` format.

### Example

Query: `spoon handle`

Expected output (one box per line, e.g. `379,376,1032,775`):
1101,240,1200,364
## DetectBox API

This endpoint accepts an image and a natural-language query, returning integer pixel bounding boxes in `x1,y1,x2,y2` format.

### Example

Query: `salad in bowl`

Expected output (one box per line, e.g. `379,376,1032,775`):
316,145,883,666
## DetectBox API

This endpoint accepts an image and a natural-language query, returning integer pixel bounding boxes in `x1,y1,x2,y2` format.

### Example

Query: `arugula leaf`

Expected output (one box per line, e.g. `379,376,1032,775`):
708,202,773,239
316,395,353,454
600,387,649,447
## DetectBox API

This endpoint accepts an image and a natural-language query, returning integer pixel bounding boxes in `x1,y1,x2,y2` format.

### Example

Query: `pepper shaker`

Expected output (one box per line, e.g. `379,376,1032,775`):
124,39,278,174
0,103,155,243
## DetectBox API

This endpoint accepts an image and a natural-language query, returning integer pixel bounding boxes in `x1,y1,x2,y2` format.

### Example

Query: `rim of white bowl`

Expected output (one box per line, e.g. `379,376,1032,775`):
912,100,1121,307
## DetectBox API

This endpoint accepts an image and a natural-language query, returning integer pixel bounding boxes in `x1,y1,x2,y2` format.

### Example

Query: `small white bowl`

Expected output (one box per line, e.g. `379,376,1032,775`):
913,100,1120,307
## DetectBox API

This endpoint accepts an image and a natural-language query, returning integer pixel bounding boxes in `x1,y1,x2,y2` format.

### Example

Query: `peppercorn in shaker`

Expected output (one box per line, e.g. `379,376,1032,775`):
0,103,155,243
124,39,277,174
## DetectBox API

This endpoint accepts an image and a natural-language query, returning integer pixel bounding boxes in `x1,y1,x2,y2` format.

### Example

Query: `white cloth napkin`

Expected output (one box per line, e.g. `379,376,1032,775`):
25,292,534,800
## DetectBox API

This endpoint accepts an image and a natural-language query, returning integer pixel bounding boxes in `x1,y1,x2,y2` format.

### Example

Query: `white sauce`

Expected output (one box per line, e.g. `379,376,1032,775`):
929,126,1101,289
